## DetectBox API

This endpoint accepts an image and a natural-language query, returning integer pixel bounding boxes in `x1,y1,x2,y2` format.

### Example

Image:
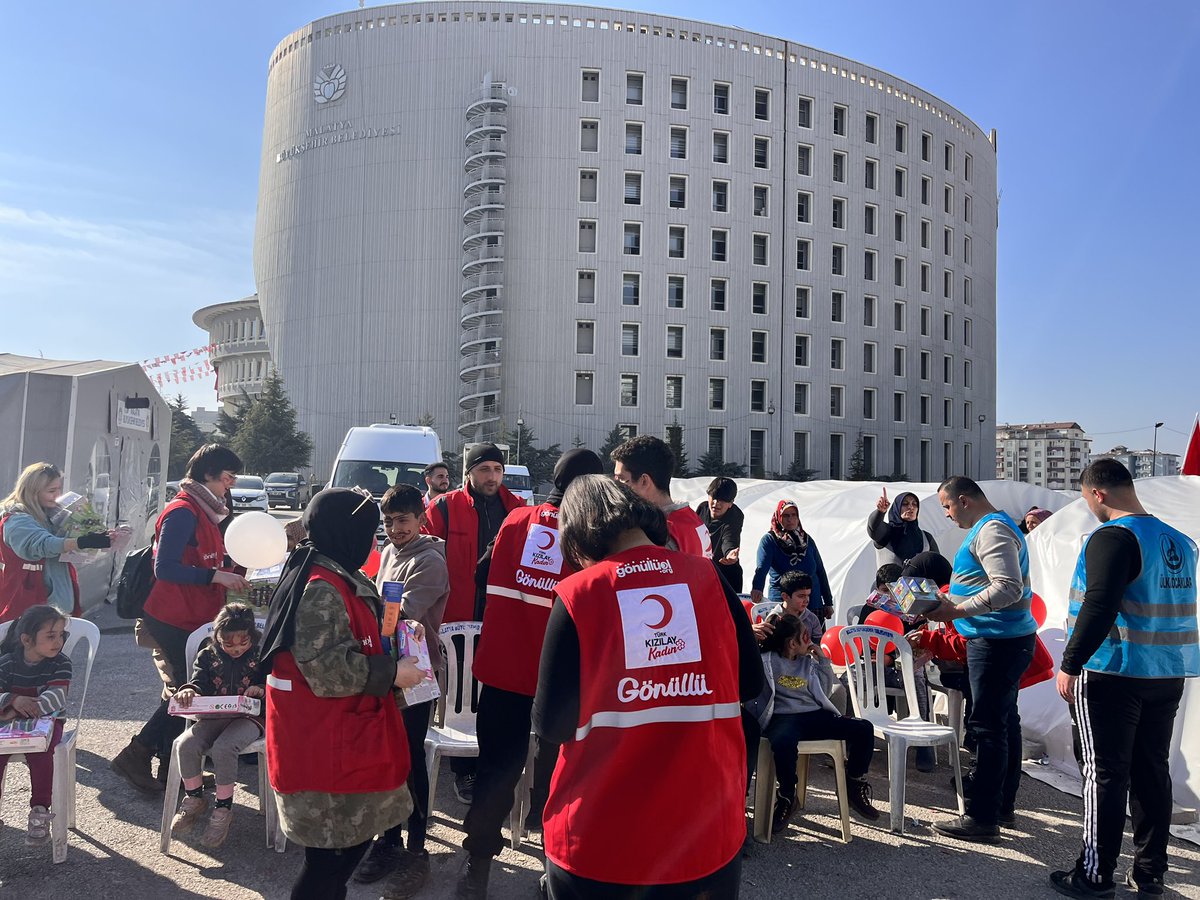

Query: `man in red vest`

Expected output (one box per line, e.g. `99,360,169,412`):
456,449,604,900
611,435,712,559
422,442,522,804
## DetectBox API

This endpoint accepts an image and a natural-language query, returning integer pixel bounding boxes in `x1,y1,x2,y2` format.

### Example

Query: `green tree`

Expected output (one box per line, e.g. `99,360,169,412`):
695,448,746,478
442,450,462,485
167,394,206,480
783,459,820,482
598,424,627,474
847,433,869,481
665,419,691,477
571,433,585,449
213,389,252,444
232,373,313,474
417,411,436,427
510,421,561,491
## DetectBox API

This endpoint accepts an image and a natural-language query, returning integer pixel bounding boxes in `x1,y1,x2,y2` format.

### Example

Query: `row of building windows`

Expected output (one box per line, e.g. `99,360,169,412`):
579,69,974,181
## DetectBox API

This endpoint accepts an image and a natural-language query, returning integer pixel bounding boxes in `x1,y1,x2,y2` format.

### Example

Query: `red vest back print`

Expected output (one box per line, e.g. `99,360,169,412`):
667,506,713,559
142,493,229,632
475,503,573,696
543,546,744,885
266,565,409,794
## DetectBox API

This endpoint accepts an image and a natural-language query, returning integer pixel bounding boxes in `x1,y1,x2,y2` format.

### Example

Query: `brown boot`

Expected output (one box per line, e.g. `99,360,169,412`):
111,737,164,794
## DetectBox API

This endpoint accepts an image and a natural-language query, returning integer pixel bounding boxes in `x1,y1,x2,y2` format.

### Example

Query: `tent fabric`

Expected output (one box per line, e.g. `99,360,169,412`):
672,475,1200,813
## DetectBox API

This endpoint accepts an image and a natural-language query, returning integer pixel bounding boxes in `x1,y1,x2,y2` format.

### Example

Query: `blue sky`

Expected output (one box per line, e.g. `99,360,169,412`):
2,1,1196,455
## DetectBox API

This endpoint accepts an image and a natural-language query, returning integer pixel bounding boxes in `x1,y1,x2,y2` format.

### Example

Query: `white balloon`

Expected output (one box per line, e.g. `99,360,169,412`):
224,512,287,570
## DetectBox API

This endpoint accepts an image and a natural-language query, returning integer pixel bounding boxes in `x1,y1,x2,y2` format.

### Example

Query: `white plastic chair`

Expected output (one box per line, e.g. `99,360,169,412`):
0,616,99,864
750,601,775,623
929,681,966,763
425,621,482,817
752,737,852,844
839,625,964,833
508,732,536,850
159,618,284,854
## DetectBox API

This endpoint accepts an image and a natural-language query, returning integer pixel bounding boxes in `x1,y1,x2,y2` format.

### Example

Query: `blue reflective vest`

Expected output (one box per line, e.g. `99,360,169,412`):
949,511,1036,639
1067,516,1199,678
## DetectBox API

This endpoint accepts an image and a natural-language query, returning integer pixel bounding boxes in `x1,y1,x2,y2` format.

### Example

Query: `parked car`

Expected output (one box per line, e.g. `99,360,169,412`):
164,481,180,502
229,475,269,513
265,472,312,510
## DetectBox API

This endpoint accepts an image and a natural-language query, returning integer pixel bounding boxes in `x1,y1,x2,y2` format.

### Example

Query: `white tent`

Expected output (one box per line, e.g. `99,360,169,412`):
671,475,1200,813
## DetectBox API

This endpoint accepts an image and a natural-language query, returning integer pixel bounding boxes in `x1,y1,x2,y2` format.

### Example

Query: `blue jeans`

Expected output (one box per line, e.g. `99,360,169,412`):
964,632,1035,826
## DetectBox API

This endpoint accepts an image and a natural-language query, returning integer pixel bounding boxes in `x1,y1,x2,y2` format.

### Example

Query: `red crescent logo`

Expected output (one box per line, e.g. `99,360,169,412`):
641,593,673,630
536,530,556,551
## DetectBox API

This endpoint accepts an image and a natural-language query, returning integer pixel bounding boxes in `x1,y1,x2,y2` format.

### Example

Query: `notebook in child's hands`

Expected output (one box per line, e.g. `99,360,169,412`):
0,716,53,753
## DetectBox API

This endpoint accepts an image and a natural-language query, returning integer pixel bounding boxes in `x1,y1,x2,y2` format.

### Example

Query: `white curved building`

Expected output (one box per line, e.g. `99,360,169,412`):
193,295,274,409
254,2,997,481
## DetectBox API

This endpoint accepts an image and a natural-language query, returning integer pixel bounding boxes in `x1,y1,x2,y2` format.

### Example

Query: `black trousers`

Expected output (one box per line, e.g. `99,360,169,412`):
136,615,190,761
1073,671,1184,886
291,841,372,900
375,700,433,853
544,854,740,900
462,684,558,858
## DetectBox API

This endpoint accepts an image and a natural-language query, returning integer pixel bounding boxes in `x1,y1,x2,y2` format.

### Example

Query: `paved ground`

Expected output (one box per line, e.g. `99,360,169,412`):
2,592,1198,898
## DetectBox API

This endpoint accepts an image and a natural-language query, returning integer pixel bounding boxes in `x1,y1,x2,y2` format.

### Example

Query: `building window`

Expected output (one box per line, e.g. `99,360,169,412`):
895,121,907,153
893,300,905,331
712,131,729,163
796,191,811,223
893,346,905,377
579,169,598,202
894,211,906,243
623,222,641,255
665,375,684,409
622,272,640,305
863,341,877,373
943,269,953,299
708,427,725,458
754,137,770,169
864,112,878,144
893,391,905,423
618,424,639,440
831,244,845,276
794,334,810,367
963,318,973,347
832,197,846,230
670,126,688,159
864,158,877,191
943,354,953,384
711,229,728,262
578,219,596,253
963,277,973,305
797,144,812,176
830,338,844,370
944,141,954,172
965,153,973,182
894,166,906,198
797,96,813,128
921,175,931,205
894,256,905,287
750,380,768,412
864,249,876,281
581,70,600,102
711,278,727,311
796,239,810,271
944,398,953,427
830,433,845,480
620,373,639,407
964,358,973,388
580,119,598,152
666,325,685,359
864,204,877,236
574,372,593,405
943,312,953,341
862,435,877,479
751,331,768,363
921,218,931,250
670,77,688,110
713,82,730,115
624,172,642,205
863,387,876,420
712,179,729,213
863,295,877,327
752,233,769,266
625,122,642,154
920,394,931,425
830,385,844,418
944,226,953,256
794,382,809,415
575,321,594,354
794,432,810,471
796,287,811,319
832,104,847,136
963,235,972,265
920,349,931,379
667,275,686,309
626,72,643,105
963,401,973,430
621,322,639,356
754,88,770,120
920,263,930,293
709,327,727,361
752,282,768,315
831,291,845,323
833,151,846,183
577,270,596,303
669,176,687,209
708,378,726,410
668,225,686,259
753,184,769,217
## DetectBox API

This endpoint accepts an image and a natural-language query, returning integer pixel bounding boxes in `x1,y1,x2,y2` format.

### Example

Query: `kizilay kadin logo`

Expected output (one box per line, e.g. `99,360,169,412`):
313,64,347,104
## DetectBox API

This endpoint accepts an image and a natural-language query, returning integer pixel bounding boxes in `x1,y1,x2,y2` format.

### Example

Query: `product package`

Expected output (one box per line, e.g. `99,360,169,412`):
395,620,440,707
168,695,262,718
229,562,285,608
0,717,53,753
886,577,945,617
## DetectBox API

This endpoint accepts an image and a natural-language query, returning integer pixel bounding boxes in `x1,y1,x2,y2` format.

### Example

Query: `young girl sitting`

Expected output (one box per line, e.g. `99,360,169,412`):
752,613,880,834
170,603,265,848
0,604,72,845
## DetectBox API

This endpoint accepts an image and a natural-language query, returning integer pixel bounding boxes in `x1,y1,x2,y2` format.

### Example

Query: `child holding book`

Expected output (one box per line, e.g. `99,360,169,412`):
169,602,265,848
0,604,72,845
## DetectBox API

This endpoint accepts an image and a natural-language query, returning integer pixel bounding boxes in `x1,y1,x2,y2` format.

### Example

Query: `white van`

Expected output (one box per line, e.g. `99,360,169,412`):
504,464,534,504
329,425,443,499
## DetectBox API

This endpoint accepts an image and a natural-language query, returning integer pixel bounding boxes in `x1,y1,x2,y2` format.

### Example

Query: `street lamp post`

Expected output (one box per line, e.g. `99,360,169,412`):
516,412,524,465
1152,421,1164,477
977,414,987,480
767,401,777,478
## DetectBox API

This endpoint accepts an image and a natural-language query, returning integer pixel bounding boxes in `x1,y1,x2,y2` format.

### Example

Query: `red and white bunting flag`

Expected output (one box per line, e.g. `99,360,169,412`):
1182,415,1200,477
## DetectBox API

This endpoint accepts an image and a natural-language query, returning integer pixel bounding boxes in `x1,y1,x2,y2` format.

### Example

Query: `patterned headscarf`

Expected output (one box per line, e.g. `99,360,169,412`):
769,499,808,556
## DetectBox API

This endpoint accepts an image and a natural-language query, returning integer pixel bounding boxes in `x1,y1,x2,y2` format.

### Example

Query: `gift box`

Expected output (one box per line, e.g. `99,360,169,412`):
168,695,262,717
887,577,945,617
396,620,441,708
0,717,53,753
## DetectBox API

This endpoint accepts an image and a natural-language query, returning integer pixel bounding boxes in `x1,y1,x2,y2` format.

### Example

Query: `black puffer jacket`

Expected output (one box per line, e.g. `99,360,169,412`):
182,638,265,704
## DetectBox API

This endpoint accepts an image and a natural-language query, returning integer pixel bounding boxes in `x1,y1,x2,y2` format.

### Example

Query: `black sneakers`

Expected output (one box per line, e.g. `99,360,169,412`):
454,854,491,900
770,792,795,835
454,772,477,805
1125,869,1164,898
353,839,402,884
932,814,1000,843
847,777,880,821
1048,870,1115,899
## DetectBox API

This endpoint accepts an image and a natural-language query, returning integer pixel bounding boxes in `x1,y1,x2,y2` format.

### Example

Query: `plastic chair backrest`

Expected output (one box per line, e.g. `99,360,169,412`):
0,616,100,738
438,621,481,732
750,601,775,624
185,617,268,681
838,624,920,726
844,604,866,626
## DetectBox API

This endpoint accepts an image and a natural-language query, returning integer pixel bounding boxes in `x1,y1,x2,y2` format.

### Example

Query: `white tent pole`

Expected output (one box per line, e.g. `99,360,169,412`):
17,372,30,469
63,376,79,491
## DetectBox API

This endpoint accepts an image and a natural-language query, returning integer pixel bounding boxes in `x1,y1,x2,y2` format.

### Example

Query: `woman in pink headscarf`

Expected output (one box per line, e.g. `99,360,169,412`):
749,500,833,619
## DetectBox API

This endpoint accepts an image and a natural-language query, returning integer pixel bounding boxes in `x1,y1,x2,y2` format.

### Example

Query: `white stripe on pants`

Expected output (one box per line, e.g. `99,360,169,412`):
1075,671,1100,882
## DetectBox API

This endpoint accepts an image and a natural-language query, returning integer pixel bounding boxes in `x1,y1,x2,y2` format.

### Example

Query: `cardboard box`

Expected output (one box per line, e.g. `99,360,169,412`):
0,717,53,753
887,577,945,617
168,695,262,718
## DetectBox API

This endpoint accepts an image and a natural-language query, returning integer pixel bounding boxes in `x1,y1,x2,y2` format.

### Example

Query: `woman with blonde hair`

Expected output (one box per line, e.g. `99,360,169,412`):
0,462,112,623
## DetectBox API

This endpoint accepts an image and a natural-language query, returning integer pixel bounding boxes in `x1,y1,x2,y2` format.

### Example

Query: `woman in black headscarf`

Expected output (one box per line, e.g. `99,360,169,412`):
866,488,939,567
261,488,423,900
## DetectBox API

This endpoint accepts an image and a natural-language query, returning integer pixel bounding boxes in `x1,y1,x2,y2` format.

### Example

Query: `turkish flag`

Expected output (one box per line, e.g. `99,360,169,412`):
1182,415,1200,477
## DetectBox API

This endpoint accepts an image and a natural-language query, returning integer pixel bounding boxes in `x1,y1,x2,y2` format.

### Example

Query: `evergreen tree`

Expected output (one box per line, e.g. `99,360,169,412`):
167,394,206,480
598,424,627,474
695,448,746,478
571,433,585,449
510,421,561,491
847,433,869,481
665,420,691,478
442,450,462,485
417,411,436,427
232,373,313,474
214,389,252,444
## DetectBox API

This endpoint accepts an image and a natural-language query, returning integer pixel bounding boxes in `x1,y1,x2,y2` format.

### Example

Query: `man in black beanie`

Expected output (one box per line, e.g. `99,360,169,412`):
422,442,523,805
697,476,745,592
454,449,604,900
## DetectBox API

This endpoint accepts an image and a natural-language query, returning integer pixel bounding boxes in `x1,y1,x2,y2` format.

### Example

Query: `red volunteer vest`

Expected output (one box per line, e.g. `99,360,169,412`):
475,503,574,696
667,506,713,559
266,565,409,794
0,515,81,623
422,486,523,623
143,493,229,632
544,546,744,885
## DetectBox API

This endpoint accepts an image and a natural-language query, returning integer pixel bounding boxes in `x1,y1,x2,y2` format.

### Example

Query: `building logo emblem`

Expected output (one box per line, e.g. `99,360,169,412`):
313,64,347,104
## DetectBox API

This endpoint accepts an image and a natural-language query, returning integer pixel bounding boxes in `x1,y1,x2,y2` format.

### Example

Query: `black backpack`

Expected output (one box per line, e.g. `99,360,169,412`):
115,543,156,619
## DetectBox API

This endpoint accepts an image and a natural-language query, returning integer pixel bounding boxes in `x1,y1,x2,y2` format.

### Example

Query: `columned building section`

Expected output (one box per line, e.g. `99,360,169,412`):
192,296,273,411
254,3,998,480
